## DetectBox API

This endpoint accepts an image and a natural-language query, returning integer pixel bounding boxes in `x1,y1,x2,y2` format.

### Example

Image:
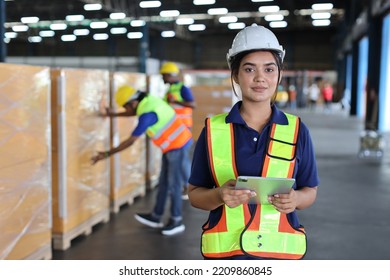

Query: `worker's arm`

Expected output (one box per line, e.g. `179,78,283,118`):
188,180,255,211
101,107,134,117
173,99,196,109
91,135,139,165
268,186,318,214
168,86,196,109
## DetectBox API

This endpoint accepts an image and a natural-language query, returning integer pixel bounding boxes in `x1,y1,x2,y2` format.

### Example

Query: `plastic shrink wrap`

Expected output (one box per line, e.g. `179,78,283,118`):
50,68,110,250
109,72,147,213
0,63,52,259
145,74,164,189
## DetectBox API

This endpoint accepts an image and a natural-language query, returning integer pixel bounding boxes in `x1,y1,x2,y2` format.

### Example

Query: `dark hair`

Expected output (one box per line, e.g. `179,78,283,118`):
136,91,148,102
123,91,148,107
229,50,283,104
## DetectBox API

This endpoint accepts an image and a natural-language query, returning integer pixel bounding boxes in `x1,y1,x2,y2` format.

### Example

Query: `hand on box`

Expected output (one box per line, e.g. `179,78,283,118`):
91,151,109,165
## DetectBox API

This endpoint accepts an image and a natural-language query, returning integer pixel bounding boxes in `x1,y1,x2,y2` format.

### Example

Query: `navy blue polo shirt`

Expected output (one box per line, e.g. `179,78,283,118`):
189,101,319,230
179,83,195,102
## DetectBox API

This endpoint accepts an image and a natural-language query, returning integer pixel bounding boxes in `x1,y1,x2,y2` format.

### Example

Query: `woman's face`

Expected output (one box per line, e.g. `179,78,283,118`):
235,51,280,103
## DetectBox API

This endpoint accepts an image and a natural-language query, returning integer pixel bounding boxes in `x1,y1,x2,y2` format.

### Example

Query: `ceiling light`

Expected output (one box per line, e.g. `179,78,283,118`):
110,13,126,20
269,21,287,28
110,27,127,34
127,32,143,39
28,36,42,43
161,31,175,37
207,8,228,15
312,3,334,10
66,15,85,21
12,25,29,32
193,0,215,5
39,30,55,37
61,34,77,42
252,0,273,2
176,18,195,25
90,21,109,29
50,23,67,30
264,14,284,21
228,22,246,30
21,17,39,24
219,16,238,23
311,12,331,20
93,34,109,40
259,5,280,13
312,19,331,26
5,32,17,38
131,20,146,27
188,24,206,31
160,10,180,17
84,4,102,11
139,1,161,8
73,29,90,36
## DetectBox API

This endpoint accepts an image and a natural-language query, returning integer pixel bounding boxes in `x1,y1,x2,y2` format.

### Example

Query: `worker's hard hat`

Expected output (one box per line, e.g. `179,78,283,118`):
115,85,140,107
226,23,285,68
159,62,180,75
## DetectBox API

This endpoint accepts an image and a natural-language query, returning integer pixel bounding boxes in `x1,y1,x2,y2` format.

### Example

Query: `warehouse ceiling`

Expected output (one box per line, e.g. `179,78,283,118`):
3,0,359,43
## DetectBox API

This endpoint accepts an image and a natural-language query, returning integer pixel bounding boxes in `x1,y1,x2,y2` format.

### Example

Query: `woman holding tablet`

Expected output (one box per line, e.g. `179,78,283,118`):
188,24,319,260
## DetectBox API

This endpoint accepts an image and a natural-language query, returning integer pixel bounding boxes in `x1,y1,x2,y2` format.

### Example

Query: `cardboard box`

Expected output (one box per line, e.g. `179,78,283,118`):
50,68,110,248
109,72,147,212
191,85,234,141
0,63,51,259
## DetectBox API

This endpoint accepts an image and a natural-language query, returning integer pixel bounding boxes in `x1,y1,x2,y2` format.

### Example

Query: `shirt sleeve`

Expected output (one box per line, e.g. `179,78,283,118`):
188,128,215,188
180,85,194,102
131,112,158,137
295,121,320,189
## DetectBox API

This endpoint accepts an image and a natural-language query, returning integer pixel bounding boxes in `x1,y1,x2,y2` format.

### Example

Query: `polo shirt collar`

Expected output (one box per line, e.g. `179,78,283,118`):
225,101,288,126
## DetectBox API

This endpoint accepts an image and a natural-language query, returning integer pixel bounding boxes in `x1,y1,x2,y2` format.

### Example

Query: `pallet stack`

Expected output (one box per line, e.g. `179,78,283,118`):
50,68,111,250
109,72,148,213
0,64,52,260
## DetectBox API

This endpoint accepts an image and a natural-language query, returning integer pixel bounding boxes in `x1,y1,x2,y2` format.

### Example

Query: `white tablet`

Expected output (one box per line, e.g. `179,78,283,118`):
235,176,295,205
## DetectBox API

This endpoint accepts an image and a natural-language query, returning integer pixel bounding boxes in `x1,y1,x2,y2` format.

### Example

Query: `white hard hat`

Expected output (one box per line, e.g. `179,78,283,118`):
226,23,285,68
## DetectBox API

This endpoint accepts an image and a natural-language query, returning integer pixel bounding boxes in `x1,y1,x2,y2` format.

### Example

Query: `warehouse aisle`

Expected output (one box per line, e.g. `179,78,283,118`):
53,106,390,260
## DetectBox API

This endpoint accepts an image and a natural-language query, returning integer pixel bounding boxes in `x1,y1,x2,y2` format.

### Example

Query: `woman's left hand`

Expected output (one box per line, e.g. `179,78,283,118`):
268,188,297,214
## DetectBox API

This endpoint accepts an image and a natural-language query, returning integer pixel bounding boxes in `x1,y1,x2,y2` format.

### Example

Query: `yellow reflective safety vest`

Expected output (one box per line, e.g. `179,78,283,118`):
164,82,193,128
202,112,306,259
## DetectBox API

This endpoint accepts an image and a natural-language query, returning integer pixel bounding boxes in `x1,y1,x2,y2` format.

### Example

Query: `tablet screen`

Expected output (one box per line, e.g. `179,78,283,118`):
235,176,295,204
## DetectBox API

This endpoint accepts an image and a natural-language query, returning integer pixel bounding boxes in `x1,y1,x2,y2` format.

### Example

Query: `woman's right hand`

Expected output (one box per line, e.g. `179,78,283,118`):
219,179,256,208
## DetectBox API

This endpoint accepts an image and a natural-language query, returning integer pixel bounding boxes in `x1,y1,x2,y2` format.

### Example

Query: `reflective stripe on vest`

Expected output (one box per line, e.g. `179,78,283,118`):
202,112,306,259
152,116,192,153
165,82,193,128
137,95,192,153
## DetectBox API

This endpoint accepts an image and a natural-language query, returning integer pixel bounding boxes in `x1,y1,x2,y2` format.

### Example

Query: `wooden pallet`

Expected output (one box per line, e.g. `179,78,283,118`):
111,184,146,214
52,209,110,251
24,243,52,260
146,176,159,191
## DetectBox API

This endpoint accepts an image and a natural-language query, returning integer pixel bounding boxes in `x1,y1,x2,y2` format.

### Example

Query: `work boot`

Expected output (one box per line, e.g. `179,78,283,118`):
161,219,185,236
134,213,163,228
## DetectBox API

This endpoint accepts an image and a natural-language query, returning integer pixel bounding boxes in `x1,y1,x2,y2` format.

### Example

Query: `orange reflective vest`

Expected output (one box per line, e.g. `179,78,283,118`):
202,112,306,259
136,95,192,153
164,82,193,128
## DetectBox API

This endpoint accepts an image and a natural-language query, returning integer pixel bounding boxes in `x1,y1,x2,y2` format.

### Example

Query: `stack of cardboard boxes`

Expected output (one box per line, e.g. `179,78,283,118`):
0,63,159,259
0,64,234,259
50,68,111,250
0,64,52,260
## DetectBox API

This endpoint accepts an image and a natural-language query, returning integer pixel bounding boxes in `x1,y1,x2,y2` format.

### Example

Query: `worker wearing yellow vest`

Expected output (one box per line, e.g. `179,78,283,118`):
91,86,193,236
187,24,319,259
160,62,196,200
